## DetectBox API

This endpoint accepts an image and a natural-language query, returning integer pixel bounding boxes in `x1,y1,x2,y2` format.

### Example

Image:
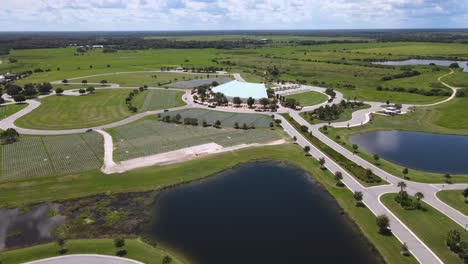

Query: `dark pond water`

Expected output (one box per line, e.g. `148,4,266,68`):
373,59,468,72
144,162,383,264
0,203,65,250
349,130,468,174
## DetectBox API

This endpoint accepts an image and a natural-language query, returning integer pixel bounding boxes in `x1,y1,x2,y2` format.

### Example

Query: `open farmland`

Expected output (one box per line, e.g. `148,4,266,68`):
132,89,185,112
0,133,103,181
108,118,282,161
162,108,273,128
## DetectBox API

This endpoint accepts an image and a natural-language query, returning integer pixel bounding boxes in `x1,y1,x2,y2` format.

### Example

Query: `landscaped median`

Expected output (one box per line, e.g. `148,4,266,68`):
381,193,468,264
280,113,384,186
0,238,182,264
437,189,468,216
0,144,415,264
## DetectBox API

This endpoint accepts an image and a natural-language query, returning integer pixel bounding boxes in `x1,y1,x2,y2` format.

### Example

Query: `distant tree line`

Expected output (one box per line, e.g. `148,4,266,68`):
376,86,451,97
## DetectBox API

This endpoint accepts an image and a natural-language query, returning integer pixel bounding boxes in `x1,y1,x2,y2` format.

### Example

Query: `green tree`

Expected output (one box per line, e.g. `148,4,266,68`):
353,191,363,206
13,94,26,103
100,80,108,85
415,192,424,209
162,255,172,264
79,88,86,95
463,188,468,203
402,168,409,179
376,214,390,234
303,145,310,152
55,88,64,95
62,79,68,84
175,114,182,123
81,80,88,85
214,120,221,128
373,154,380,164
259,97,269,108
86,86,95,93
334,171,343,185
233,97,242,106
247,97,255,108
352,144,359,153
318,157,326,169
0,128,19,145
114,237,125,248
57,237,67,255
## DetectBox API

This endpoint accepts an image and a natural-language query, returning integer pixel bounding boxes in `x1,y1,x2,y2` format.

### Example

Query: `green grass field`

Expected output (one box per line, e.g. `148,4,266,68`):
284,91,328,106
162,108,273,128
0,238,182,264
444,69,468,87
381,193,467,264
0,133,103,181
0,143,415,264
73,72,212,87
437,190,468,215
3,42,467,103
108,118,282,161
0,104,27,120
133,89,185,112
14,89,185,129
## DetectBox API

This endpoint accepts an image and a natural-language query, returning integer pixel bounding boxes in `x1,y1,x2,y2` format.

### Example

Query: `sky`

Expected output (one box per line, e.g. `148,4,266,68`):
0,0,467,31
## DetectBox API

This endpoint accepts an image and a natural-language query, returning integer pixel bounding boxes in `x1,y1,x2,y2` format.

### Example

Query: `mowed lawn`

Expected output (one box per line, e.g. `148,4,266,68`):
433,97,468,129
73,72,206,87
15,90,131,130
381,194,468,264
133,89,185,112
284,91,328,106
0,133,103,181
1,239,182,264
108,118,283,161
437,190,468,215
0,103,27,120
444,69,468,87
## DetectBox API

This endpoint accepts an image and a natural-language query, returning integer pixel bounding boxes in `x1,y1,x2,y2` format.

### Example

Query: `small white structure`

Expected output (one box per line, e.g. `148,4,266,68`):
212,80,268,100
92,45,104,48
384,107,401,115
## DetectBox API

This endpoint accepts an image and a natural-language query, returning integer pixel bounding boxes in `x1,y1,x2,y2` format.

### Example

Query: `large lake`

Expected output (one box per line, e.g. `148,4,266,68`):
373,59,468,72
349,130,468,174
144,162,383,264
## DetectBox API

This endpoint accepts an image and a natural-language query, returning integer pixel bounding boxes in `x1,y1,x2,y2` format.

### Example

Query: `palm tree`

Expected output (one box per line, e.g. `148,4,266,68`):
353,191,363,206
397,181,407,192
318,157,326,169
415,192,424,209
463,188,468,203
334,171,343,185
402,168,409,179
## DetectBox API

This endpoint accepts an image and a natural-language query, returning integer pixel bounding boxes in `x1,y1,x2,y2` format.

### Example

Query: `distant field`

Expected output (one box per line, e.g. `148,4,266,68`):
143,35,374,42
162,108,273,128
15,89,132,129
0,133,103,181
133,89,185,112
284,91,328,106
73,72,218,87
0,104,27,120
108,118,282,161
3,42,468,104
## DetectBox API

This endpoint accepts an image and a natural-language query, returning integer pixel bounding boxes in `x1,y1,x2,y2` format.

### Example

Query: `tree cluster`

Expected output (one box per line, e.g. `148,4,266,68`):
0,128,19,145
376,86,451,97
446,229,468,263
381,70,421,81
305,100,364,122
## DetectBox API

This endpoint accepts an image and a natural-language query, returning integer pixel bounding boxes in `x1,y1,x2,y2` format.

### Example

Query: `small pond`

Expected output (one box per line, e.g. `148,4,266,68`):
144,162,383,264
0,203,65,250
349,130,468,174
373,59,468,72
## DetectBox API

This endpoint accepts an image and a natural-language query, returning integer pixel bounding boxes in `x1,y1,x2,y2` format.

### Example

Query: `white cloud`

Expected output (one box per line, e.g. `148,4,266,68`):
0,0,466,30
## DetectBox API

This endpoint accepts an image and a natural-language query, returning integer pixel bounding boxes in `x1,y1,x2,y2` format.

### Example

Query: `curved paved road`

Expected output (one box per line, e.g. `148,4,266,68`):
24,254,144,264
2,70,466,264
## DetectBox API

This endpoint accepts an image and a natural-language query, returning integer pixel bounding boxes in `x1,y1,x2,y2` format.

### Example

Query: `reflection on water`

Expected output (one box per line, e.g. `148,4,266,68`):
350,130,468,174
0,203,66,250
373,59,468,72
144,162,383,264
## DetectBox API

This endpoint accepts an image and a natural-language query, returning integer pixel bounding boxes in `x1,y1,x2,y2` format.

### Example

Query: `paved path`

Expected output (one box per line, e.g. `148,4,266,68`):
24,254,144,264
2,70,467,263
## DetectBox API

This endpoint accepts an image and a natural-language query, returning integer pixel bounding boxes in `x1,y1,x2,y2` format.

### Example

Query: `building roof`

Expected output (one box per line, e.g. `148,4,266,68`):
212,80,267,99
